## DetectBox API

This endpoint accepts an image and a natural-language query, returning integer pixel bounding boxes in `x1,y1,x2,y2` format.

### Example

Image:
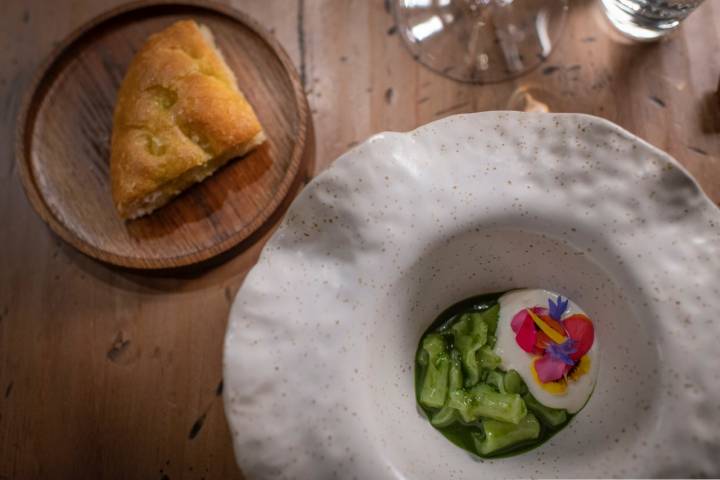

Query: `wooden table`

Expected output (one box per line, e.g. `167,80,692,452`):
1,1,718,478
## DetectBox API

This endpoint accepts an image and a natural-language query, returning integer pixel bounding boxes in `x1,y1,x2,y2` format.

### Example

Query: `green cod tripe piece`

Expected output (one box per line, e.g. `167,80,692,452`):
523,393,568,428
431,350,463,427
448,383,528,424
503,369,528,395
473,413,541,456
451,312,488,387
419,334,451,408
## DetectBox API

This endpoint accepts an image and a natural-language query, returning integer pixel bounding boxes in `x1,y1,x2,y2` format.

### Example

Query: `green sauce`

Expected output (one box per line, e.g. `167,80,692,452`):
414,292,574,459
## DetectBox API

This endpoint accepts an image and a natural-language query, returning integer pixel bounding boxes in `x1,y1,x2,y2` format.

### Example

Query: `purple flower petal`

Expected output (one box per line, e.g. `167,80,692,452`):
548,296,569,321
546,339,577,366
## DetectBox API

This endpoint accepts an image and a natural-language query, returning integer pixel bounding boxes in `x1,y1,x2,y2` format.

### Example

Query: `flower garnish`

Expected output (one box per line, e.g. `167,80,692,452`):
562,314,594,362
533,355,568,383
511,307,544,354
545,338,576,365
515,313,537,354
547,295,568,321
513,295,595,394
527,309,566,344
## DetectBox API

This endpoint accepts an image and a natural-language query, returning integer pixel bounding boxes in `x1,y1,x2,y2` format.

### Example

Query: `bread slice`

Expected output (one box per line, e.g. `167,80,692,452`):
110,20,265,219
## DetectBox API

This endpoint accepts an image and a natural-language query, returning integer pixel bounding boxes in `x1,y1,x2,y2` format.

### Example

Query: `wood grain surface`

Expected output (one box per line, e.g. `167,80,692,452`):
1,0,719,479
17,1,311,269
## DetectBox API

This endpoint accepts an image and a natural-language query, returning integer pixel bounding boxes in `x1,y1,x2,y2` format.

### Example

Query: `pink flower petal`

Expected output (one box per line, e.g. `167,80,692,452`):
512,307,548,333
534,355,568,383
511,310,530,333
515,316,537,353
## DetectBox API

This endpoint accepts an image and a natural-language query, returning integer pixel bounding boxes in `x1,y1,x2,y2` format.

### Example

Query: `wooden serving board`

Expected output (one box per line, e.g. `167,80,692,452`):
16,0,311,269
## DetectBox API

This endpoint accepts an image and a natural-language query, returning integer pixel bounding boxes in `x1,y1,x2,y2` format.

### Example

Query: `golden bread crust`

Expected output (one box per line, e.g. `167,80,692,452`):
110,20,264,219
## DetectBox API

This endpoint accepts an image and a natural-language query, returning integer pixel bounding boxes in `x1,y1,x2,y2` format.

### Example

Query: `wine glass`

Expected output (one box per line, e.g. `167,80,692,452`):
601,0,705,41
393,0,569,84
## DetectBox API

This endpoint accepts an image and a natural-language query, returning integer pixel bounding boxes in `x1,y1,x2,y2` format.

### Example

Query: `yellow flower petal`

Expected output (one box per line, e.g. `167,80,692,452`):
570,355,591,381
527,309,567,344
530,358,567,395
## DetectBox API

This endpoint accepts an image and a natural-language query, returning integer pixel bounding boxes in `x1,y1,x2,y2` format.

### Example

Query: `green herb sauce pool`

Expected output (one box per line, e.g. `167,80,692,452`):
414,292,575,459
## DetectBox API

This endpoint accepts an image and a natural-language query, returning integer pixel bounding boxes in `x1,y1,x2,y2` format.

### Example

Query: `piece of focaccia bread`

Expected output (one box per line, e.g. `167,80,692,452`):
110,20,265,219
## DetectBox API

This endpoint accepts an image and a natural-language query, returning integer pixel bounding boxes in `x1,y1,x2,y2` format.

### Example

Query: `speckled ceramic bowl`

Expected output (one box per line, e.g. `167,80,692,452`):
223,112,720,479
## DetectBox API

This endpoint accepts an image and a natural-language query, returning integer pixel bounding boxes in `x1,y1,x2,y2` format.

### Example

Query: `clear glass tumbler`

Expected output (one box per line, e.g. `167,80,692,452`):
601,0,705,41
393,0,569,84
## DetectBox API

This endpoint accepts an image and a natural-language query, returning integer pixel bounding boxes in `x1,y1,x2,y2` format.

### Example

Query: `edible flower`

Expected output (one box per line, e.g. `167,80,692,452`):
527,309,566,344
545,338,576,366
562,314,594,362
511,295,595,392
533,355,568,383
548,295,569,321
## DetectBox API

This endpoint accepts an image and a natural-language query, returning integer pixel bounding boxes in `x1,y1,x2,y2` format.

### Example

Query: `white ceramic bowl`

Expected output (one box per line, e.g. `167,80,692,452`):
224,112,720,479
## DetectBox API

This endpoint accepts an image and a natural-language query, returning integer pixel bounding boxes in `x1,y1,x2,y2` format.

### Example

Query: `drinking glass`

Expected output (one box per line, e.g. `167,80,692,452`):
393,0,569,84
601,0,705,41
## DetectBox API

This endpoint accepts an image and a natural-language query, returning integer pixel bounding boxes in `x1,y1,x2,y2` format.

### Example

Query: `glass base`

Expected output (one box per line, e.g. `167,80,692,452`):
600,0,680,41
393,0,568,84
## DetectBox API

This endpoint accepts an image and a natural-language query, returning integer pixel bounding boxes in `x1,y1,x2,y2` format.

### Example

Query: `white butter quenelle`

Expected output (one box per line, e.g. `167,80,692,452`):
495,289,599,414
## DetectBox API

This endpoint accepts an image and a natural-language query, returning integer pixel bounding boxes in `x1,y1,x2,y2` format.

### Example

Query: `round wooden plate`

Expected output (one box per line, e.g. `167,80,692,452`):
16,0,311,269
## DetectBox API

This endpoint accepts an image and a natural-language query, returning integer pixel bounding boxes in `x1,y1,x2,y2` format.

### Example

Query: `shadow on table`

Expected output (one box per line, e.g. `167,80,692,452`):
699,90,720,134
